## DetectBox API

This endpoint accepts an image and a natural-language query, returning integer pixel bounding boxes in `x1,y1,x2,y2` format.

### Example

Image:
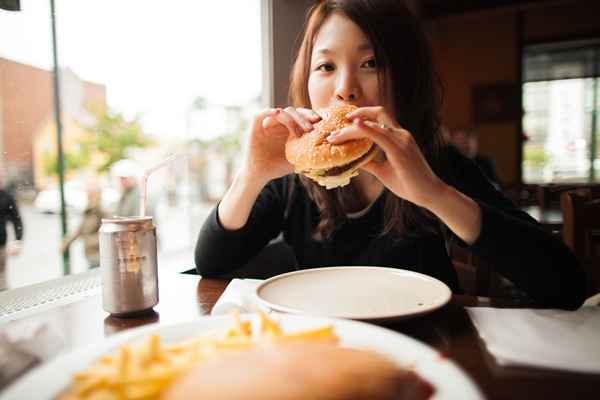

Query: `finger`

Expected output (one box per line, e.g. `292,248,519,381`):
274,108,306,136
262,115,281,130
296,108,322,123
260,108,282,129
262,109,306,135
345,106,399,128
284,107,313,132
327,119,397,156
361,120,406,146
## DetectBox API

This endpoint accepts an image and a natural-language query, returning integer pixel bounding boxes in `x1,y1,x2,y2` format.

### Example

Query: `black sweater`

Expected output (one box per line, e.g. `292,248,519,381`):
0,189,23,247
195,149,586,309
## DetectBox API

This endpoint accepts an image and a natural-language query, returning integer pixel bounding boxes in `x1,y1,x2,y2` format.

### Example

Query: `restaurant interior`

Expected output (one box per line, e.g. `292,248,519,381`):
262,0,600,299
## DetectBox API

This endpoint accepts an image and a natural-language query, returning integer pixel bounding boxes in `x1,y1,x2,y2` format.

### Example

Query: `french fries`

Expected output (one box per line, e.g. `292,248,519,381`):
59,312,338,400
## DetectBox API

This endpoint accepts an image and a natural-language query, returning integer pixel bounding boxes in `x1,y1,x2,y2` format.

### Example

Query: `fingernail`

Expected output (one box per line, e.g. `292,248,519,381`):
304,122,313,131
326,132,337,142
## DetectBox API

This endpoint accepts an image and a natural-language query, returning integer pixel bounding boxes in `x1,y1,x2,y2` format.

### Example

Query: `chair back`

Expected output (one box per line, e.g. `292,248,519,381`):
539,184,600,213
561,189,600,295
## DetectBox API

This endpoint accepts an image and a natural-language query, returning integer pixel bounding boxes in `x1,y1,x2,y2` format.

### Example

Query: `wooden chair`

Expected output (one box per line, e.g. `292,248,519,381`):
561,189,600,296
538,184,600,213
535,184,600,235
538,184,575,213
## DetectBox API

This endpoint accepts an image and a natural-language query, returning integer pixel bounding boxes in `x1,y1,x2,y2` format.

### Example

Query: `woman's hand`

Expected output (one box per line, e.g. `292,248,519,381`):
327,106,482,244
243,107,321,186
326,106,445,210
219,107,321,231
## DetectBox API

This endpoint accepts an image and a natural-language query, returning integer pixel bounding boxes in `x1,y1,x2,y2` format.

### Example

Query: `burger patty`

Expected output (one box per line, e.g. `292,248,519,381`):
321,145,376,177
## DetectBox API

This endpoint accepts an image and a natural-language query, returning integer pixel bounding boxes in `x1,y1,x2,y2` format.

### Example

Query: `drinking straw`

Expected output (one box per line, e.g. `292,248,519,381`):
139,153,184,216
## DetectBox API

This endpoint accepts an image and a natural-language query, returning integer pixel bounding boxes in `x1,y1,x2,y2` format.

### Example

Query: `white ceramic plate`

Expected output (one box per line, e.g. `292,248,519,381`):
2,314,483,400
256,266,452,321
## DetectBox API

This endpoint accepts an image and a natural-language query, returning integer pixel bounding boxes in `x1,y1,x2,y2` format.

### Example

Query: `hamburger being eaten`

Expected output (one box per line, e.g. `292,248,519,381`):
285,104,378,189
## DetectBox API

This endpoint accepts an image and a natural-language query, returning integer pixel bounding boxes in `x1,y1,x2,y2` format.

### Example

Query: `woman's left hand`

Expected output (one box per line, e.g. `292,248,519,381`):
326,106,447,210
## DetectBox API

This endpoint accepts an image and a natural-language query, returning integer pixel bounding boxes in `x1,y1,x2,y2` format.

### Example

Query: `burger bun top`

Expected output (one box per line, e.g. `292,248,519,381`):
160,342,433,400
285,104,374,171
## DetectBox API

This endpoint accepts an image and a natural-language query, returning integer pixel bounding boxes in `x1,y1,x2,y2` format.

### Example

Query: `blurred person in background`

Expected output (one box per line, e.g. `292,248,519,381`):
111,159,159,246
112,159,143,217
450,127,502,191
0,178,23,290
60,184,105,269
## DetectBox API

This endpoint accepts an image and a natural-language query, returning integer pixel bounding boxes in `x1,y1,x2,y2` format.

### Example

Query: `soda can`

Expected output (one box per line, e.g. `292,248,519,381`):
99,216,158,316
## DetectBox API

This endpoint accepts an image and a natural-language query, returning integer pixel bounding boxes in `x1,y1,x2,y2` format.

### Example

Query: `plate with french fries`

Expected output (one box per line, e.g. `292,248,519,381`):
2,312,483,400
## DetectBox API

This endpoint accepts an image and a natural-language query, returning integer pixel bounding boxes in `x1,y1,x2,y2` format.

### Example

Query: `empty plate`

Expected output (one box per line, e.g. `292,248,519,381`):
255,266,452,322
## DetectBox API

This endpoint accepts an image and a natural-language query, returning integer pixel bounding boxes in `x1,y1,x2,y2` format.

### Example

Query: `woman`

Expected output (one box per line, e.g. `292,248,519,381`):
195,0,586,309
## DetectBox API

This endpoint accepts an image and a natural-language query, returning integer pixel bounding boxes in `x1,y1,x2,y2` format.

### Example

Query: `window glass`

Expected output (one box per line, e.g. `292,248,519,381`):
522,41,599,183
0,0,263,290
522,78,596,182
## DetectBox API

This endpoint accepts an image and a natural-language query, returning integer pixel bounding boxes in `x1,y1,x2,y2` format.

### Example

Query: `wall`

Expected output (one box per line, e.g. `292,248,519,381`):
429,0,600,185
0,58,53,181
0,58,106,185
270,0,315,107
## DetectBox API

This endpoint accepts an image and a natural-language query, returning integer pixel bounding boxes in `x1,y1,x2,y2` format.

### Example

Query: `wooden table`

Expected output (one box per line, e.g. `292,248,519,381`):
1,272,598,399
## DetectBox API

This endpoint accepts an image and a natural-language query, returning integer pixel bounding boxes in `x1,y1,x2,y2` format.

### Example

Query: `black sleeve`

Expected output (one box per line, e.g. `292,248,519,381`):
475,156,502,191
194,178,287,277
7,194,23,241
444,151,586,309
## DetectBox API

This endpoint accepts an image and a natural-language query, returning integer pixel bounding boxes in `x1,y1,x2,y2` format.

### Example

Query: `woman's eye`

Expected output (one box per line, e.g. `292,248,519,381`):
362,58,377,69
316,63,334,72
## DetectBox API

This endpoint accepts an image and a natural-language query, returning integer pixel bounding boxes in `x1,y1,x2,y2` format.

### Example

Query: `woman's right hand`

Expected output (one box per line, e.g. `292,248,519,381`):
218,107,320,231
242,107,321,186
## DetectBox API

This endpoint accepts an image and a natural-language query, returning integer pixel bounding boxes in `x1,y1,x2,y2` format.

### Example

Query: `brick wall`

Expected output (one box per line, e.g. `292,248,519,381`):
0,58,105,186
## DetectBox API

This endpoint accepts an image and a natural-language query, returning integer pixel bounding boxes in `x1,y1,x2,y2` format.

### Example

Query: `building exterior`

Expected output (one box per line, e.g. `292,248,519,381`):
0,57,106,189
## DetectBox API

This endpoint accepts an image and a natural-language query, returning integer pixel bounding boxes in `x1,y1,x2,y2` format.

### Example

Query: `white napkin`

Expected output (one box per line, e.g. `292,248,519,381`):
466,306,600,374
211,279,265,316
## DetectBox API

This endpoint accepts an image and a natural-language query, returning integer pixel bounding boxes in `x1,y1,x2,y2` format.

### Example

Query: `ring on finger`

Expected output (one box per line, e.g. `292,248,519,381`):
379,123,392,131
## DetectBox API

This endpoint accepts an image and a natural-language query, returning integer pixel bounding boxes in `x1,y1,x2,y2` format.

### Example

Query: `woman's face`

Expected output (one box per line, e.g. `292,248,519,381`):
308,12,387,111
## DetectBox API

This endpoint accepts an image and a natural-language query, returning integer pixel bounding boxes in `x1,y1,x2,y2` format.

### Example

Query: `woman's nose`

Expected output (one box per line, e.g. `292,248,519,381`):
334,72,360,102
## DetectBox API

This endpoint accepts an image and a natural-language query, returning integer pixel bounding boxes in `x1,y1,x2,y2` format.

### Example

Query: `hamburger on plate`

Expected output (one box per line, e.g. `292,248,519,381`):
161,342,434,400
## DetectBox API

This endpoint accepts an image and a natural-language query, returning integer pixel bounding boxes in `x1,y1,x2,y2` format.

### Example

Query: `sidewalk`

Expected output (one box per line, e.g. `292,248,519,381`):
6,200,215,290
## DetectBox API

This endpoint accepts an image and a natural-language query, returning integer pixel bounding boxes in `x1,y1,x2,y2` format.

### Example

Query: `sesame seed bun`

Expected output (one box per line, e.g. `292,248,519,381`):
285,105,377,189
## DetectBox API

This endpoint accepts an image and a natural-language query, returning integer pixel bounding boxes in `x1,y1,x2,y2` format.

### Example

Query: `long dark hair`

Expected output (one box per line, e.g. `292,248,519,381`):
289,0,444,240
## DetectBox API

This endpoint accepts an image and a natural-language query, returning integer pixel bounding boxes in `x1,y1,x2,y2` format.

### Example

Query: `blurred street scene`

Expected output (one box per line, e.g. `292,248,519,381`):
5,199,214,289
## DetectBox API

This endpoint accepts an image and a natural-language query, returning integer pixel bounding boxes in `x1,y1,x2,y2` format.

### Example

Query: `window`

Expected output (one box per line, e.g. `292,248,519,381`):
0,0,264,290
522,40,600,183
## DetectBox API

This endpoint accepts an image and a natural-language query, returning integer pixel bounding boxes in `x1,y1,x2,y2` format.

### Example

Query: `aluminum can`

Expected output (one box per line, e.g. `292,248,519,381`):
99,216,158,316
